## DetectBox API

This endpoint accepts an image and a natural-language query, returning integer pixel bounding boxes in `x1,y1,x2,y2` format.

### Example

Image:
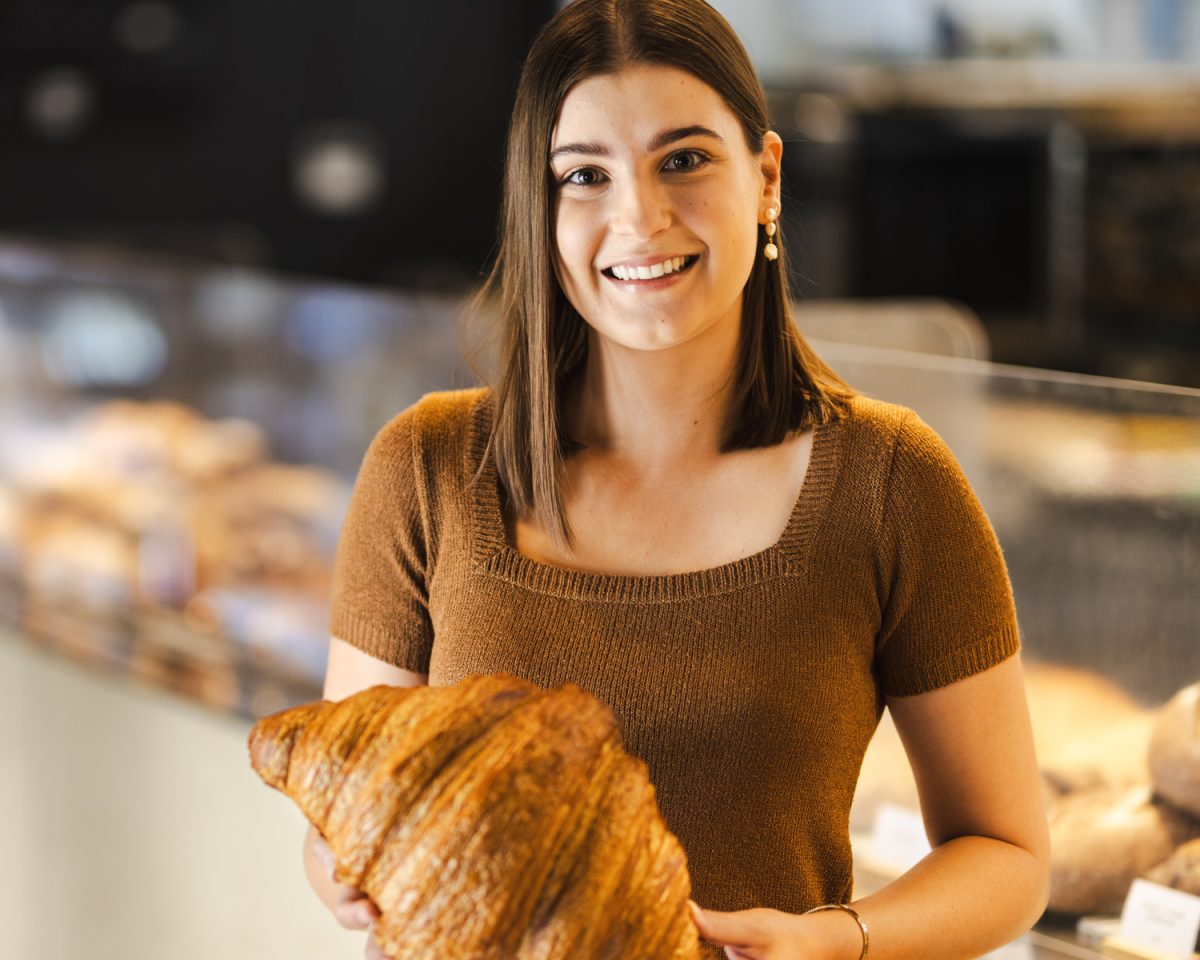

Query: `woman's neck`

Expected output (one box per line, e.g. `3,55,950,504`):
567,317,740,472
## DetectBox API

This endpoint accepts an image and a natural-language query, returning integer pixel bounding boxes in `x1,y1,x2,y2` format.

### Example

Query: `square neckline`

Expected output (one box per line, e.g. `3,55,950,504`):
465,392,846,602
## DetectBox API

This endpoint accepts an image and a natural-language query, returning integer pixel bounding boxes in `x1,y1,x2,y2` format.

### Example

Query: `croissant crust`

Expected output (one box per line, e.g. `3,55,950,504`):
248,674,702,959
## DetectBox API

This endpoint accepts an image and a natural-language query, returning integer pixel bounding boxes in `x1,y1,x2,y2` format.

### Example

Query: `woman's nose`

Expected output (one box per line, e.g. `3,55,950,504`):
610,177,671,239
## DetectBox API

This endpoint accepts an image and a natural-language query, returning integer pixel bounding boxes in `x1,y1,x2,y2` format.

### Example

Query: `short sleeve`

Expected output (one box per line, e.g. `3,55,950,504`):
874,411,1020,697
329,406,435,673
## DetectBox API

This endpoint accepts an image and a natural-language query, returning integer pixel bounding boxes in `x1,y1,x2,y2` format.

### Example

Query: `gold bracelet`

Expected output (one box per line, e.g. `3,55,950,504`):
804,903,869,960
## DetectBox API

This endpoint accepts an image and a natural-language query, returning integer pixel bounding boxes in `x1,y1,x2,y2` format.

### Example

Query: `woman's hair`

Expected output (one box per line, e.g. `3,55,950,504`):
474,0,853,547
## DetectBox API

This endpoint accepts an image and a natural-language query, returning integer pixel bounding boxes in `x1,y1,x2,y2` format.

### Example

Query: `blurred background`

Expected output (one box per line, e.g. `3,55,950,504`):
3,0,1200,383
1,2,1198,959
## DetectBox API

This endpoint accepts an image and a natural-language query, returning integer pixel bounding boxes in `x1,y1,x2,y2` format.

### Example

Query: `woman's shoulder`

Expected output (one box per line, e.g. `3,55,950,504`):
837,392,923,449
372,387,492,451
833,393,965,482
348,389,493,535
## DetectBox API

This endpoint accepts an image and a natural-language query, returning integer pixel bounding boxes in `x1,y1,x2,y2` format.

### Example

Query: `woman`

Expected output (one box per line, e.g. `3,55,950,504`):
305,1,1050,957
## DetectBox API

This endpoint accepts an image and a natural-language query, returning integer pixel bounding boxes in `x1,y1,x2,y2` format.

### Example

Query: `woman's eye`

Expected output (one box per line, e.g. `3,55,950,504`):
563,167,603,187
665,150,708,172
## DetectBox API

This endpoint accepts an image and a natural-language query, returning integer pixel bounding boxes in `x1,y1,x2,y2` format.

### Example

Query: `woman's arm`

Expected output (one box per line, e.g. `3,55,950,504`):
303,637,429,952
693,655,1050,960
850,653,1049,958
323,635,428,701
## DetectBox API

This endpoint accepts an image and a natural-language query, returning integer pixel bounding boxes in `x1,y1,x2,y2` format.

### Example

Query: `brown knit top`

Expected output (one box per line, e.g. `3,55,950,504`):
329,387,1019,922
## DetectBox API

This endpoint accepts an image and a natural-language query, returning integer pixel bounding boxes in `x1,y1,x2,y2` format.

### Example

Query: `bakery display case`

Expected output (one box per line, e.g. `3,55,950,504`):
0,236,467,716
820,340,1200,958
1,236,1198,958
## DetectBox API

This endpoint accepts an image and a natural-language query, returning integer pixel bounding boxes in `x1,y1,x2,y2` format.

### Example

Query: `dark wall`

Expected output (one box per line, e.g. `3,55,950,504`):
0,1,556,286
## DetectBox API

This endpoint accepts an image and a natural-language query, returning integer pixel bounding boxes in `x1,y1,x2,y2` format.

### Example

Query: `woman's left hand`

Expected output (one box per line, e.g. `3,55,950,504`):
689,902,793,959
690,900,864,960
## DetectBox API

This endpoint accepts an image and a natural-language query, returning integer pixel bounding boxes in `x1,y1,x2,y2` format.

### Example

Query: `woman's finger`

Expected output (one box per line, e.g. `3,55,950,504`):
334,898,378,931
691,902,792,950
364,927,389,960
312,835,335,875
689,901,775,950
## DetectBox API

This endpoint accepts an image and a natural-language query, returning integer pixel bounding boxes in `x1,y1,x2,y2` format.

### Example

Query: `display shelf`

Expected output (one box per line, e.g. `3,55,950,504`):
2,599,322,719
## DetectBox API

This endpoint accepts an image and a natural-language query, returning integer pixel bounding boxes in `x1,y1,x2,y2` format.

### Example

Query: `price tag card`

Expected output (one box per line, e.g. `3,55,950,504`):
1116,879,1200,960
982,936,1036,960
868,802,931,873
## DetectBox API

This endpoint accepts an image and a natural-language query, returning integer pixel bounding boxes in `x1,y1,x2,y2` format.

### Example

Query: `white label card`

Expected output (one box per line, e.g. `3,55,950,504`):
982,937,1036,960
1118,879,1200,960
868,802,931,872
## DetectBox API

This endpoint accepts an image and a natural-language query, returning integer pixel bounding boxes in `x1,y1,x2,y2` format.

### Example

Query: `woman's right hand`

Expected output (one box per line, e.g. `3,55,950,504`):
314,642,425,956
303,823,381,932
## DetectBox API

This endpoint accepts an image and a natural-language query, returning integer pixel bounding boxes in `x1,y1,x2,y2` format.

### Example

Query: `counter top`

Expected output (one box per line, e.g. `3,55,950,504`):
0,626,356,960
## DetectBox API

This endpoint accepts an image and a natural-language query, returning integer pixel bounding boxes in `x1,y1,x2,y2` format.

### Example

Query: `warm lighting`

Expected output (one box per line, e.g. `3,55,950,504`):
26,67,95,140
291,124,386,216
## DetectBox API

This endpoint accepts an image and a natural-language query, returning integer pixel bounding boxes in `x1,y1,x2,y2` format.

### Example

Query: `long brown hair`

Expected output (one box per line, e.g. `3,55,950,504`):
473,0,853,547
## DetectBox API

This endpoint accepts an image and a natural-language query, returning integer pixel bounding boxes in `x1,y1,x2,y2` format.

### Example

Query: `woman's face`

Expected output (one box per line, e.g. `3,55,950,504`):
549,64,781,355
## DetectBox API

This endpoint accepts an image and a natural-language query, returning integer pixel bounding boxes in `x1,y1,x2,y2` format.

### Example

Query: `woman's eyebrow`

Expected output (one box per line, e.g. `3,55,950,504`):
648,125,724,151
549,125,725,162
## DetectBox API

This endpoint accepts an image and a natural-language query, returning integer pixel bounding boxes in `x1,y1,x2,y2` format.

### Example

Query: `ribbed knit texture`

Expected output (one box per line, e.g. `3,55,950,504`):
330,387,1020,946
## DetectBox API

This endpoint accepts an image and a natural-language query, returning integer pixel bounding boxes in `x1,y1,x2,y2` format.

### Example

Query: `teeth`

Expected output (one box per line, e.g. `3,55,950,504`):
610,256,689,281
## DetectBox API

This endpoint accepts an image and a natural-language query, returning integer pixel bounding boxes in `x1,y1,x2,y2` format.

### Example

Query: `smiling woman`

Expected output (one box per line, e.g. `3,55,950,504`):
309,3,1051,959
549,66,769,356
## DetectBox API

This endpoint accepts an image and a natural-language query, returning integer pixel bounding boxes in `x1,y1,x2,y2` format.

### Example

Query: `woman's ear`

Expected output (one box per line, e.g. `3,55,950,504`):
760,130,783,201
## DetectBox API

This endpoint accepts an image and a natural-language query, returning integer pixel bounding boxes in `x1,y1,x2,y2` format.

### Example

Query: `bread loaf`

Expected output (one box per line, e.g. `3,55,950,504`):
248,675,701,960
1145,838,1200,897
1149,683,1200,818
1047,785,1199,915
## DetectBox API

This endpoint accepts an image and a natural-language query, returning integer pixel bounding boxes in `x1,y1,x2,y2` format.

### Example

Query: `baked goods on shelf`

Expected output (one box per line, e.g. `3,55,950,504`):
1,400,347,604
1026,663,1155,797
854,665,1200,920
248,675,702,960
0,398,348,704
1145,837,1200,897
1047,785,1199,916
22,507,138,611
851,661,1155,833
79,399,267,487
190,463,346,595
0,482,19,575
1038,675,1200,915
1148,682,1200,819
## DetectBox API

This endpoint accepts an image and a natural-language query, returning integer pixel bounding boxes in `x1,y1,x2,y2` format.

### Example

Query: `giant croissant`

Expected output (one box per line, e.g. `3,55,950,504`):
248,674,703,960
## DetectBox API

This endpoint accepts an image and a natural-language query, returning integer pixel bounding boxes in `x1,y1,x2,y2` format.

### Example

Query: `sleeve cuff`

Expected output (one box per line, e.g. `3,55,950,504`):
330,607,433,674
881,621,1021,698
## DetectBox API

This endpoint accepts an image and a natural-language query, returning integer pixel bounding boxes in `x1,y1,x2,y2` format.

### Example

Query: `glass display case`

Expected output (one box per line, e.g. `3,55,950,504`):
816,340,1200,958
1,236,1197,959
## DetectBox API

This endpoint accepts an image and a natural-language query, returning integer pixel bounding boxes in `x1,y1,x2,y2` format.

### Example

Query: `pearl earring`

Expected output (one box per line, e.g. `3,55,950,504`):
764,207,779,261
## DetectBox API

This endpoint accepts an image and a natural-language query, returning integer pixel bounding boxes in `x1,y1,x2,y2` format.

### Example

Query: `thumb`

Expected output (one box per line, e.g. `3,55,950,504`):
311,829,335,872
688,900,766,949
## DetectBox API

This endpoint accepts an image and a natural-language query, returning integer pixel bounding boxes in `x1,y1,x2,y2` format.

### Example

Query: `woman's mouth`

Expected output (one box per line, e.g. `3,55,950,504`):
601,254,700,284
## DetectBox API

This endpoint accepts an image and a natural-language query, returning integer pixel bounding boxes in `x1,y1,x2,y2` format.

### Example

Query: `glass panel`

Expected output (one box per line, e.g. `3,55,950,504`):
815,339,1200,705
